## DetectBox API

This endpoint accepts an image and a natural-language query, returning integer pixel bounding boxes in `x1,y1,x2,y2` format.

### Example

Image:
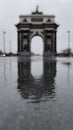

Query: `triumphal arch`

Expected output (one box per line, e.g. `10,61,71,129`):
16,7,58,56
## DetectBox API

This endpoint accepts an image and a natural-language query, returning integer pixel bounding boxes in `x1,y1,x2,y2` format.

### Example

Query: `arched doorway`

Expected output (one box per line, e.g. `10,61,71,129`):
31,36,43,55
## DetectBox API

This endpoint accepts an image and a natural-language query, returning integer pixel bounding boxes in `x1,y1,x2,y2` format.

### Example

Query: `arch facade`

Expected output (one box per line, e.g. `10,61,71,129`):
16,9,58,56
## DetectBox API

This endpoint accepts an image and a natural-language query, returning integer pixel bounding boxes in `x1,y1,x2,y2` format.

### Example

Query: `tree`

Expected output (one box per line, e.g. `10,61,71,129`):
0,50,3,55
62,48,71,55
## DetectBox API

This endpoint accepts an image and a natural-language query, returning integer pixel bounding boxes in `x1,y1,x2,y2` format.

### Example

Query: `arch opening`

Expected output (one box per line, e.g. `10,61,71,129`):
31,36,44,55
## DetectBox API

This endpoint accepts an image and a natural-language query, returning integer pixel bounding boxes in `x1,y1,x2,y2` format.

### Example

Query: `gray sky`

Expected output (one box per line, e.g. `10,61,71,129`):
0,0,73,53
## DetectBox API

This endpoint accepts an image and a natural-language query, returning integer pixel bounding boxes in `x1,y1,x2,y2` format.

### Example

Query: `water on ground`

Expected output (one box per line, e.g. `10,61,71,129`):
0,56,73,130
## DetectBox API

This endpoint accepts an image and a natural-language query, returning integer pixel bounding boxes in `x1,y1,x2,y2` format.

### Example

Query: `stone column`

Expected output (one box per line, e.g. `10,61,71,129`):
52,31,56,54
42,32,45,55
27,32,30,52
46,34,52,52
18,32,22,53
53,31,57,54
44,32,47,52
18,31,20,53
51,32,53,53
54,32,57,53
21,32,23,52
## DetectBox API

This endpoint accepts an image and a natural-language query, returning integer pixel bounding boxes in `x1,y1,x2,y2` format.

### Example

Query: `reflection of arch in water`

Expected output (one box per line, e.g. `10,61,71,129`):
17,57,56,102
31,57,43,78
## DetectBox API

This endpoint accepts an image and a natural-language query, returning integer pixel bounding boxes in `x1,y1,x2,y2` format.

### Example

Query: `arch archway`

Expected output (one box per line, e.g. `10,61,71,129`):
16,9,58,56
31,36,43,55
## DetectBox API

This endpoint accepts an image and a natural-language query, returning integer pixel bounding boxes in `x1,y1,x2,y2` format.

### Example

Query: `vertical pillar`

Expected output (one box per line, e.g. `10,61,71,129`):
27,33,30,52
43,32,45,54
53,31,57,53
50,32,53,52
44,31,47,52
21,32,23,52
52,31,56,54
18,31,22,53
20,32,22,52
18,31,20,53
47,34,52,52
54,32,57,53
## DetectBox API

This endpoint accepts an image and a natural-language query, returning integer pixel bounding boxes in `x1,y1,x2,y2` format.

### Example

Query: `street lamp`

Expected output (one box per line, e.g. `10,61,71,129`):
9,40,11,53
67,30,70,55
3,31,6,54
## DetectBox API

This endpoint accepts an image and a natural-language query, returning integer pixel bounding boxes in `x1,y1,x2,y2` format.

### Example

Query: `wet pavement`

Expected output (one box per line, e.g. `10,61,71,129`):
0,56,73,130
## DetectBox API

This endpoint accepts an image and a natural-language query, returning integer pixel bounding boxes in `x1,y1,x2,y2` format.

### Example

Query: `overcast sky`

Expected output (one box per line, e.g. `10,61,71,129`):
0,0,73,53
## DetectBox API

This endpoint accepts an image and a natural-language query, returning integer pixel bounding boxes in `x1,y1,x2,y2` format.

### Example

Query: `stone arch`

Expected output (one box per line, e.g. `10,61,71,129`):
16,9,58,56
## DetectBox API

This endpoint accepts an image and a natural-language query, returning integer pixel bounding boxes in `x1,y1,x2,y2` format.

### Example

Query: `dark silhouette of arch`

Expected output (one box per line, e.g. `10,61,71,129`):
17,57,56,102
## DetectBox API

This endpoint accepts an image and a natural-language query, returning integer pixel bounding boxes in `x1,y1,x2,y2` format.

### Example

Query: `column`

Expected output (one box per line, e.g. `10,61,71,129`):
18,31,22,53
21,32,24,52
18,31,20,52
52,31,56,54
27,32,30,52
54,32,56,53
44,32,47,52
